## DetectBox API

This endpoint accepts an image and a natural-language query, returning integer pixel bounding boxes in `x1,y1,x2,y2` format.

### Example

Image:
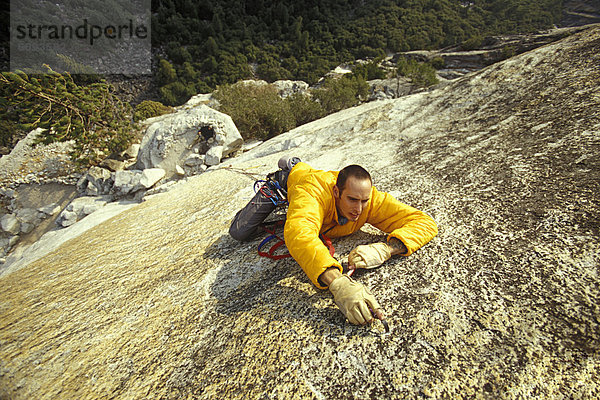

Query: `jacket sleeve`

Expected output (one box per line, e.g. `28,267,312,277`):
284,185,342,289
367,188,438,255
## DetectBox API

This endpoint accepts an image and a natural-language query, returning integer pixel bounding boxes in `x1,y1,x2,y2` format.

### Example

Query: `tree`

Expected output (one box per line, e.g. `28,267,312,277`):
0,67,135,166
157,59,177,85
204,37,219,56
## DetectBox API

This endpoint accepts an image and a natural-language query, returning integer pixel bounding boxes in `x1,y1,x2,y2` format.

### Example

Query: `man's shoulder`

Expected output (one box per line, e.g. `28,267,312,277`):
290,163,337,185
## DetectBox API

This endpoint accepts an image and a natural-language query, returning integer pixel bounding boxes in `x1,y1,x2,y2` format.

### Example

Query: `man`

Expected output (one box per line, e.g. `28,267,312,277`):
230,159,438,326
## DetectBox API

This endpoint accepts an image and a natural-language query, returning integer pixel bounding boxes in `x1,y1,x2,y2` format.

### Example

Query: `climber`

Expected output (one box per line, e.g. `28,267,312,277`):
229,157,438,326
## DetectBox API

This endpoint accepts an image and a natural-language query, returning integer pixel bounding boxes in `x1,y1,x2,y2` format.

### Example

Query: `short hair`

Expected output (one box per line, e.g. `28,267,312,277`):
335,165,372,193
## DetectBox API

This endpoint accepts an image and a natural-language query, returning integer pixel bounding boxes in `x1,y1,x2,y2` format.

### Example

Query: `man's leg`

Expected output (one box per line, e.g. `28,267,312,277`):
229,156,300,241
229,188,277,241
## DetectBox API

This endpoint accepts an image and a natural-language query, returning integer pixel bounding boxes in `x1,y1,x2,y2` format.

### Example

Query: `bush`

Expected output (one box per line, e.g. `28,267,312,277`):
134,100,174,122
352,59,387,81
396,57,439,88
286,93,325,126
312,75,368,114
462,35,484,51
213,83,296,140
159,81,196,106
430,56,445,69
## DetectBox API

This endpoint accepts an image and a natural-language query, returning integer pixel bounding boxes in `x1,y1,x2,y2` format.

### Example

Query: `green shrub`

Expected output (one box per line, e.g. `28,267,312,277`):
501,45,517,59
159,81,196,106
430,56,446,69
312,75,368,114
213,83,296,140
134,100,174,122
462,35,484,51
397,57,439,88
352,59,387,81
286,93,325,126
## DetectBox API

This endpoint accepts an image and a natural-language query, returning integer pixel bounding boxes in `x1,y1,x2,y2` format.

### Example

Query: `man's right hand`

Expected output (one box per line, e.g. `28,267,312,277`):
328,275,384,325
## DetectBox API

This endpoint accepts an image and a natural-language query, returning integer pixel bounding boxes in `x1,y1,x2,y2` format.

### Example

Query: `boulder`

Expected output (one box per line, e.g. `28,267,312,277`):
136,105,242,179
368,78,414,100
139,168,166,189
184,154,205,167
15,208,39,225
0,214,20,235
99,159,129,172
99,143,140,171
37,203,62,217
19,222,35,234
113,170,142,195
15,208,41,234
0,238,9,256
57,196,110,227
183,93,214,108
204,146,224,166
79,166,114,196
57,210,78,227
123,143,141,160
272,80,309,98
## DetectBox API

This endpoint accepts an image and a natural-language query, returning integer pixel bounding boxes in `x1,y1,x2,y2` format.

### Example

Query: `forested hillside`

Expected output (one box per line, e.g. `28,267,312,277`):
0,1,567,158
152,0,564,104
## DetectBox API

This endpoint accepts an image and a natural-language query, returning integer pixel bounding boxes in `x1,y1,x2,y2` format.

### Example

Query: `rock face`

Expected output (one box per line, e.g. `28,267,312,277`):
1,27,599,399
367,78,414,100
400,25,593,78
272,80,309,98
136,105,243,179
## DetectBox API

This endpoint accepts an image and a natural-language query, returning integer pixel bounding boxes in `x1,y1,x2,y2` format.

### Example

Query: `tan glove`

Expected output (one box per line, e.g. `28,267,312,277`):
348,242,392,270
328,275,383,325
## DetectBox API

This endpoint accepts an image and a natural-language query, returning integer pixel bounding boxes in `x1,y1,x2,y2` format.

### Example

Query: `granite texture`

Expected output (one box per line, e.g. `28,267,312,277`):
1,27,599,399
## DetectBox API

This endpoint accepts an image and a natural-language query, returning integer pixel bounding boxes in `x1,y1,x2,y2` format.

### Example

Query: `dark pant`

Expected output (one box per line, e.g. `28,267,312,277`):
229,169,290,241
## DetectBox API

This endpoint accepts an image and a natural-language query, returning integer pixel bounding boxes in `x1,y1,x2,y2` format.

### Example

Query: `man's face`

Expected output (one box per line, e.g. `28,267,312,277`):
333,176,372,222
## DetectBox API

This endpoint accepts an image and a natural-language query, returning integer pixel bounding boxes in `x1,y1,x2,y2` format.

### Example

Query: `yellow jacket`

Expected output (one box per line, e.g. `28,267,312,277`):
284,162,438,289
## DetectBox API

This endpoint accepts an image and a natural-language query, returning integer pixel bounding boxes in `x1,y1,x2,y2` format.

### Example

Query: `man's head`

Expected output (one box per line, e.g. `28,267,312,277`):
333,165,372,222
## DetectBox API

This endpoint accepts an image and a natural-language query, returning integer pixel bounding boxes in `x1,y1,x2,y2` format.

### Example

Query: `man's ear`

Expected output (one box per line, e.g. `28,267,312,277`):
333,185,340,199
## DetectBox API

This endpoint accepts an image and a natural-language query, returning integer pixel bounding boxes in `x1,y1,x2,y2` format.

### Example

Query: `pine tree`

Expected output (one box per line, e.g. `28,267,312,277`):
0,66,135,166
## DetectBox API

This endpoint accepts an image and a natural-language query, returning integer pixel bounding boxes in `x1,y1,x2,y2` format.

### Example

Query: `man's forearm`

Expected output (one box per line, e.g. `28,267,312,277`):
388,237,408,256
318,266,342,287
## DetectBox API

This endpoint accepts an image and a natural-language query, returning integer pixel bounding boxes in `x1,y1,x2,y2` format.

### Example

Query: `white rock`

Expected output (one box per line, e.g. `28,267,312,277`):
175,165,185,176
1,214,20,235
59,210,78,227
58,196,110,227
272,80,309,98
136,105,242,179
123,143,141,159
38,203,62,216
20,222,34,234
205,146,224,166
139,168,166,189
114,170,142,194
82,204,102,215
86,181,99,196
0,238,9,253
16,208,39,225
184,154,205,166
183,93,213,108
8,235,19,247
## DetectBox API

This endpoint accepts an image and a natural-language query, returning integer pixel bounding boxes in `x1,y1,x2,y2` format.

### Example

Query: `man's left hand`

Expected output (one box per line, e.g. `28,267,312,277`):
348,243,392,270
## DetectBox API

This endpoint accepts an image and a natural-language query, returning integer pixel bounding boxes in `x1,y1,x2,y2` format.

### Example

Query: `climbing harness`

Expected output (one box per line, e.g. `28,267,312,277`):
254,178,288,207
257,218,336,260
